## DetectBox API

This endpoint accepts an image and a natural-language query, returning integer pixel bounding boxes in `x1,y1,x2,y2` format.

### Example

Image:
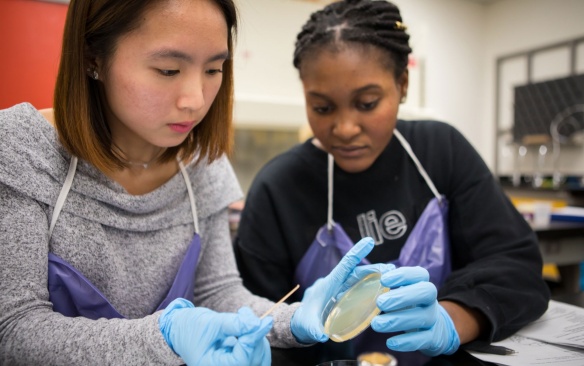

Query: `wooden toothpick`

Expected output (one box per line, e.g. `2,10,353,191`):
260,284,300,319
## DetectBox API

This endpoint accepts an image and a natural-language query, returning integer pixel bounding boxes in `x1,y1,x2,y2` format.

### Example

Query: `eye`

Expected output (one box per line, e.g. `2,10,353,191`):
312,105,334,115
206,68,223,75
157,69,180,77
357,100,379,111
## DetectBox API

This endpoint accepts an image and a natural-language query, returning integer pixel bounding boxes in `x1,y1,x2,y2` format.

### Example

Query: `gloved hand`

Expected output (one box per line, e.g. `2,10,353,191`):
291,237,395,344
252,338,271,366
339,262,396,294
159,298,272,366
216,324,271,366
371,266,460,356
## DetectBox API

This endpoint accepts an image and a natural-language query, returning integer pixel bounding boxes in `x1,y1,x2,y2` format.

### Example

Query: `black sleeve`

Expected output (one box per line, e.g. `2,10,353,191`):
435,125,550,342
233,172,298,303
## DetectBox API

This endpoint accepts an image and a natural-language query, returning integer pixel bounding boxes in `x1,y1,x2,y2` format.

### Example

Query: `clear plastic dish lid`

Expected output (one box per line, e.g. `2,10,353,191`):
322,272,389,342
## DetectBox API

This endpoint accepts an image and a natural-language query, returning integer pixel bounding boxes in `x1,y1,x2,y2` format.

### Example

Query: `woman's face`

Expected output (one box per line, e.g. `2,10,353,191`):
300,46,407,173
97,0,228,152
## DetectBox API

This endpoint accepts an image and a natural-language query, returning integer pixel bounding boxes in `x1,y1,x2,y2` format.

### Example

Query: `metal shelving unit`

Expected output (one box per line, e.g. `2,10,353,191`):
494,36,584,184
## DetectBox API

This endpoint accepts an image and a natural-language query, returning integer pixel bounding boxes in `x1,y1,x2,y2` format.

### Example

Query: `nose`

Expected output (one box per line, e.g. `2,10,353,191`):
176,75,205,112
333,110,361,141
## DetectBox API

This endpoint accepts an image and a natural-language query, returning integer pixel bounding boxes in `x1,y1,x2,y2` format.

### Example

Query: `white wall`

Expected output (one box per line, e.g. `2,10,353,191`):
234,0,487,137
391,0,487,154
483,0,584,173
233,0,584,172
233,0,320,128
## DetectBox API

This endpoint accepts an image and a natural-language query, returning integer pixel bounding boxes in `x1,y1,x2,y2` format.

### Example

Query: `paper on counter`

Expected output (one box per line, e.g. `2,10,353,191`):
516,300,584,349
467,334,584,366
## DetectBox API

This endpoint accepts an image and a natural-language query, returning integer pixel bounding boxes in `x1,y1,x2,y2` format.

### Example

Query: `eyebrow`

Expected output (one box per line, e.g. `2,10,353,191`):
352,84,381,95
307,84,381,99
148,49,230,63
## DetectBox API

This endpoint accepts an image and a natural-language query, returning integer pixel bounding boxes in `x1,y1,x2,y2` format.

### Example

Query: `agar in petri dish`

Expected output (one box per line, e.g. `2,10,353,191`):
322,272,389,342
357,352,398,366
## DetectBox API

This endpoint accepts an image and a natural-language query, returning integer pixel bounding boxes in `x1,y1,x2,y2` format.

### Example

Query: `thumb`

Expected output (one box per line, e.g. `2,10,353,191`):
232,317,273,359
328,237,374,284
211,308,261,338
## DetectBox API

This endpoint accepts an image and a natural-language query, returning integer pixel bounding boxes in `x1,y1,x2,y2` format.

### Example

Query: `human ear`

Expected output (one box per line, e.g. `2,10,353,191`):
84,48,103,80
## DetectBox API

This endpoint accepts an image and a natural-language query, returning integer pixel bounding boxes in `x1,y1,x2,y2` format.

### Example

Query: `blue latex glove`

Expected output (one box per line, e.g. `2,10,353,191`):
338,262,396,294
159,298,272,366
371,266,460,356
217,327,271,366
291,237,394,344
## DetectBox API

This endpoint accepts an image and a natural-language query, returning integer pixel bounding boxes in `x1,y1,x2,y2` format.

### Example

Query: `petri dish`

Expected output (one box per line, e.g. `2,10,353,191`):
357,352,398,366
322,272,389,342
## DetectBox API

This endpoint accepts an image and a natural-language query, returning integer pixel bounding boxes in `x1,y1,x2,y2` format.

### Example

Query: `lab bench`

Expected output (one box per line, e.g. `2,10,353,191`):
500,177,584,295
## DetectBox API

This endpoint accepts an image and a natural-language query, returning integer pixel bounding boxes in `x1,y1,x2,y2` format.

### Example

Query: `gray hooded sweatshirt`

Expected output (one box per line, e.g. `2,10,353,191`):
0,103,300,365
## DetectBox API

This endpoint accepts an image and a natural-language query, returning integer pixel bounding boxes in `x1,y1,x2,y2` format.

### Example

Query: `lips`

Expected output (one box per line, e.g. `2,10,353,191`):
168,122,195,133
333,145,367,158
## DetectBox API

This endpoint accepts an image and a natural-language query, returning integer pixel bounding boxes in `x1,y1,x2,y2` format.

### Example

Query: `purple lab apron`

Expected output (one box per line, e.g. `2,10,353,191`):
47,157,201,320
293,130,451,355
294,196,450,294
293,223,371,295
47,234,201,320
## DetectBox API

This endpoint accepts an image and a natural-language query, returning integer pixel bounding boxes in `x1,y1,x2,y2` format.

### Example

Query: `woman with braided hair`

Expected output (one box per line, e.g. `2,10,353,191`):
234,0,550,364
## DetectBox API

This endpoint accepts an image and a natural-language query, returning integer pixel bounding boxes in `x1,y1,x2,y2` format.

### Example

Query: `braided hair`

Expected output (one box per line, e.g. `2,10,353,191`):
293,0,411,79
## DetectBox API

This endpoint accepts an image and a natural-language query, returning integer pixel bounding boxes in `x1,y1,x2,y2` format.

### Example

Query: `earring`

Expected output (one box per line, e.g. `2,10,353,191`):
400,95,407,104
87,68,99,80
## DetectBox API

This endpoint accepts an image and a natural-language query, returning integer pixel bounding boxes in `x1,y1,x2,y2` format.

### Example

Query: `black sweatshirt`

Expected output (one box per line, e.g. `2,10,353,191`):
234,119,550,363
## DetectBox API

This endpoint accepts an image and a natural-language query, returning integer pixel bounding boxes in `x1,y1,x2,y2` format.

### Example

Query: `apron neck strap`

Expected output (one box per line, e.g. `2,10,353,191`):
324,129,442,228
49,157,200,241
393,129,442,201
49,156,78,238
178,160,199,234
327,153,334,230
